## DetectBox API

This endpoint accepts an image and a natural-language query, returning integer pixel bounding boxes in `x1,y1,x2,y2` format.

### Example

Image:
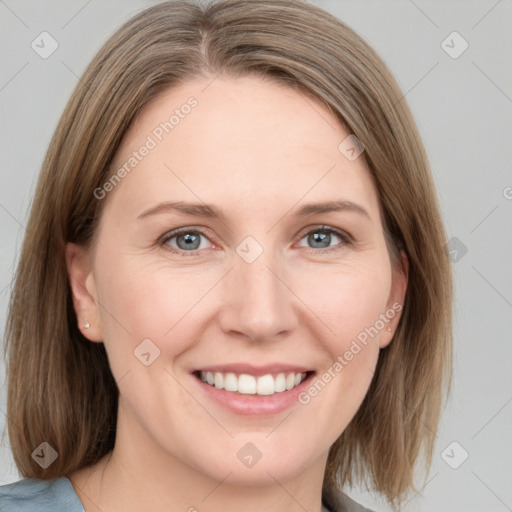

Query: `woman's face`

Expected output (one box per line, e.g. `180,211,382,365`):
68,75,407,484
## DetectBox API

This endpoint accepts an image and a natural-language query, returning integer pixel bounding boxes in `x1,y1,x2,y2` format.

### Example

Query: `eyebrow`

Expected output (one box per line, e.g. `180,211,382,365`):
137,200,371,222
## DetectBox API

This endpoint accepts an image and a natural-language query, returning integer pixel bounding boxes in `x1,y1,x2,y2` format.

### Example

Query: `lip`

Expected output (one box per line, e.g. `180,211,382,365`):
193,363,312,377
191,369,315,416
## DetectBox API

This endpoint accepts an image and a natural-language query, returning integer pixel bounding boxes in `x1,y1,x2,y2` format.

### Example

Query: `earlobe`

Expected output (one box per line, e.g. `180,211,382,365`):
379,249,409,349
65,242,103,342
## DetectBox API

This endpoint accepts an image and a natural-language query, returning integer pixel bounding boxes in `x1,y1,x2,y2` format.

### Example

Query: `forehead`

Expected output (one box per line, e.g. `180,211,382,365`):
104,75,380,223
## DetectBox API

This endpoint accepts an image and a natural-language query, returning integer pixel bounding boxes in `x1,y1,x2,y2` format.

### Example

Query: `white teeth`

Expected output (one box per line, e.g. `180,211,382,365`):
214,372,224,389
286,373,295,391
224,372,238,392
198,371,308,395
238,374,256,394
256,374,275,395
274,373,286,392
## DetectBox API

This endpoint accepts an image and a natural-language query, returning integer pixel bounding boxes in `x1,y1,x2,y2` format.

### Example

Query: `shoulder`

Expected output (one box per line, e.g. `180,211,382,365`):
0,477,84,512
322,480,375,512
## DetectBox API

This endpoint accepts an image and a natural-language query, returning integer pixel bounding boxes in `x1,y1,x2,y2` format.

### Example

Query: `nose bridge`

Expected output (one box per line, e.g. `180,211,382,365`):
220,243,296,341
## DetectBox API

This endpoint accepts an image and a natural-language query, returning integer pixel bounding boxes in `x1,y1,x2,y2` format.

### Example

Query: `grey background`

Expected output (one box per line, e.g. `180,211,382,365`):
1,1,511,511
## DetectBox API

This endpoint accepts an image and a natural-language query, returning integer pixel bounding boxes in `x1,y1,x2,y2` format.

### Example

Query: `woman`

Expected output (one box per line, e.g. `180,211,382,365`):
0,0,452,510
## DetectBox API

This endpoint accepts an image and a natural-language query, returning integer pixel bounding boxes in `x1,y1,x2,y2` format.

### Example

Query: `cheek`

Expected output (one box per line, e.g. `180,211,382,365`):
293,258,391,409
296,257,392,346
94,254,218,357
295,263,389,432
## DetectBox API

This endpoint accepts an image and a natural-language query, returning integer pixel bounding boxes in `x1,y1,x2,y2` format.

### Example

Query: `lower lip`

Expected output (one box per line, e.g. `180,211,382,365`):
192,373,314,416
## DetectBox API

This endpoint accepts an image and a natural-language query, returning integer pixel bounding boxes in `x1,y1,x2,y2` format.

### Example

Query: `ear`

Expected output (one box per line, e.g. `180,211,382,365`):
379,249,409,349
65,242,103,342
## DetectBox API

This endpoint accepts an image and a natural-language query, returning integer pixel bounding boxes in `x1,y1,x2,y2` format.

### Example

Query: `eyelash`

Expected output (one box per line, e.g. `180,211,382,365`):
159,225,354,257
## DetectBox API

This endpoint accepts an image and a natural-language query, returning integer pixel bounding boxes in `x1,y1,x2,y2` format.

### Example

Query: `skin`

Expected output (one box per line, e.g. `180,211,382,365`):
66,75,408,512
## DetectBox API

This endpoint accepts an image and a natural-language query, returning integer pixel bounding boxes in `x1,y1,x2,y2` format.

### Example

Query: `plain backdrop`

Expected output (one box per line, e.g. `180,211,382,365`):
1,1,511,511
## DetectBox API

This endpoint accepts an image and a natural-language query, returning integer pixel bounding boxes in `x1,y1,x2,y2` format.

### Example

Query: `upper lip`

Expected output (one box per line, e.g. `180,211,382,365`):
193,363,313,376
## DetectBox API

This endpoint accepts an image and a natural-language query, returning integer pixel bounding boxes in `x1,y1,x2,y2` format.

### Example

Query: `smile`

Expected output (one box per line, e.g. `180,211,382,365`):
198,371,309,395
192,364,315,415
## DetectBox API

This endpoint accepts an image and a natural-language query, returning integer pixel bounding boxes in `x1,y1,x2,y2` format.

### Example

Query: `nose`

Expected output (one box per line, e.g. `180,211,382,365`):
217,249,298,343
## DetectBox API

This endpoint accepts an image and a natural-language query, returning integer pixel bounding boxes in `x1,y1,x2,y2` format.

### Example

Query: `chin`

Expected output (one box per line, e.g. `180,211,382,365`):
185,437,315,487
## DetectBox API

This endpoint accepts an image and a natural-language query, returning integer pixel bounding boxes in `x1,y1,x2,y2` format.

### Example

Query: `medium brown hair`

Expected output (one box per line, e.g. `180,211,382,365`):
2,0,452,505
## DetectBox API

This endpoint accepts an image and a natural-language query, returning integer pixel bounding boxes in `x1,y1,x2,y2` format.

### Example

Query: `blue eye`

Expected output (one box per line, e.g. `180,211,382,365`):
297,226,352,253
160,225,352,256
161,228,212,255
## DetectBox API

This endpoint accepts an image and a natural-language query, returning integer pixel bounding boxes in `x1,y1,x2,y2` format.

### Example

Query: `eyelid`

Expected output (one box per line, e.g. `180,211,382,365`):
295,224,353,243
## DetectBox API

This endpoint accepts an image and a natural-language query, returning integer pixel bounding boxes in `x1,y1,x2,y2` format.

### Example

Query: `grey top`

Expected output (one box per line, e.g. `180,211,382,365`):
0,477,85,511
0,476,374,512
